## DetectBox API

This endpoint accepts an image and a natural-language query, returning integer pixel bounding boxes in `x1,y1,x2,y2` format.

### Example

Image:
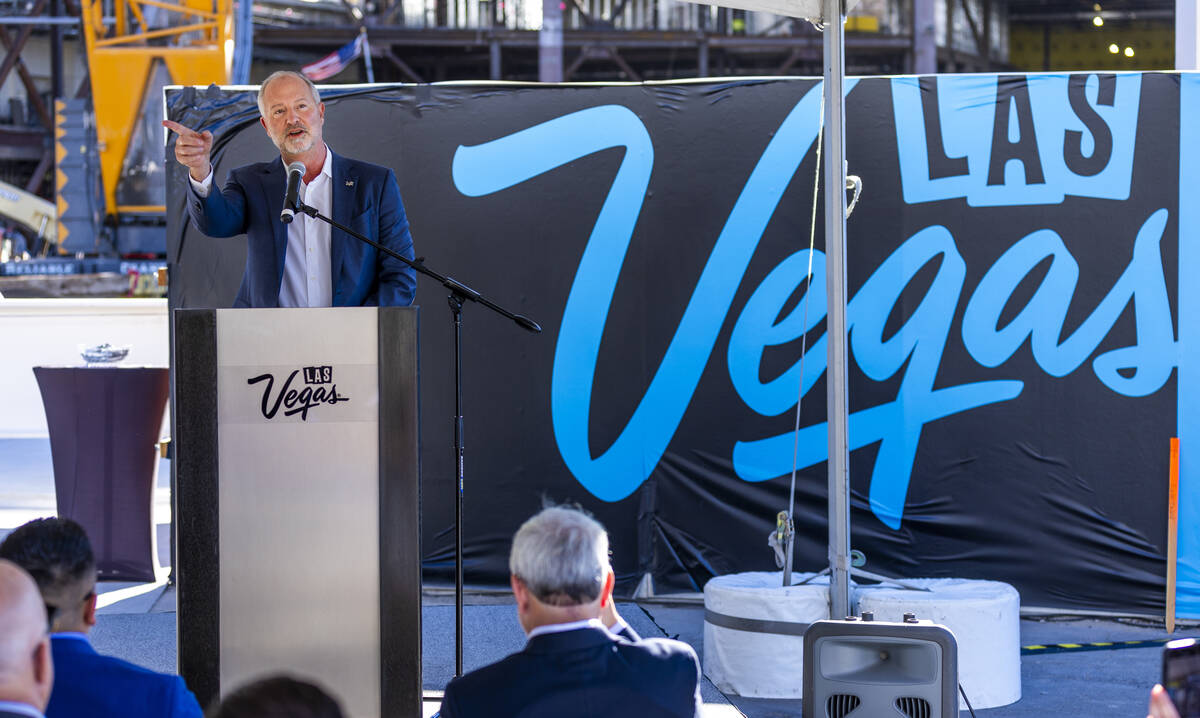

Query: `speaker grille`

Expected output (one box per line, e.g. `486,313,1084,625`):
825,694,861,718
895,696,931,718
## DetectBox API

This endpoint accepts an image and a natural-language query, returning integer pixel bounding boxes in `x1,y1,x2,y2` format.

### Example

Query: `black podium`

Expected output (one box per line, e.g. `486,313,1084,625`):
172,307,421,718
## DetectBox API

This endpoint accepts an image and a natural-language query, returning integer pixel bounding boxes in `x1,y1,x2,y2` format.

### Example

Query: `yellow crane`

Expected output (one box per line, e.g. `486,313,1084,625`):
77,0,233,220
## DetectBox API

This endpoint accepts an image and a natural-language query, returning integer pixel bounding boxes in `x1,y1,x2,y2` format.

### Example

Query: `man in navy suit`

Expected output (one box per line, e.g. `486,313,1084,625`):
0,560,53,718
439,506,702,718
165,70,416,308
0,519,202,718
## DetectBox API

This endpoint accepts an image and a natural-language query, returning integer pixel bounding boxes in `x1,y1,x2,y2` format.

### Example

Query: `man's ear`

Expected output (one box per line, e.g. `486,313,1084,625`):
33,637,53,695
599,568,615,608
510,575,526,606
83,591,97,628
260,116,267,131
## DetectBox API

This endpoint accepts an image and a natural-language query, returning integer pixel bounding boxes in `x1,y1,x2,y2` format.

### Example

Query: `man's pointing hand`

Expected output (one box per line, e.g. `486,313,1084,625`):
163,120,214,182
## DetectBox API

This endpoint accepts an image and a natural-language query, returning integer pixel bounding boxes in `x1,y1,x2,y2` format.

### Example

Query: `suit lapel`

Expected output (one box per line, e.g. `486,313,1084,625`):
330,152,356,305
263,160,288,304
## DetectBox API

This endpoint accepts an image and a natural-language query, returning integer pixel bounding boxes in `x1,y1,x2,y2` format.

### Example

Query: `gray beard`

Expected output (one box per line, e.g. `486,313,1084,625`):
279,131,313,155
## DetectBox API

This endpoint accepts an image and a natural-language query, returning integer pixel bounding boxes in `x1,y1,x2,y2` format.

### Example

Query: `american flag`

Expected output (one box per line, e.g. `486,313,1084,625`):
301,34,366,82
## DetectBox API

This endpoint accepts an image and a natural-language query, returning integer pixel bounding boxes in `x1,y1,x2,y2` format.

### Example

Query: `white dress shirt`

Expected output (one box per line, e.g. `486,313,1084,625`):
526,617,608,639
189,145,335,308
608,614,634,637
0,701,44,718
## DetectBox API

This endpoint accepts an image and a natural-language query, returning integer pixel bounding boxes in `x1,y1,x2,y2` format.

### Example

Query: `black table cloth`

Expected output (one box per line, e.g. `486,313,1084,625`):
33,366,169,582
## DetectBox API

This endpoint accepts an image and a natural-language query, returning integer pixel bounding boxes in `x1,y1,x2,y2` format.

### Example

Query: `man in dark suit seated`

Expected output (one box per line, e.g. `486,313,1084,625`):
439,506,702,718
0,518,203,718
0,560,53,718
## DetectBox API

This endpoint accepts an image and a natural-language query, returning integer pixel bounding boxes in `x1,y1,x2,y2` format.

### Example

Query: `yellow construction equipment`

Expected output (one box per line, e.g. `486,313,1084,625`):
78,0,233,218
0,178,56,248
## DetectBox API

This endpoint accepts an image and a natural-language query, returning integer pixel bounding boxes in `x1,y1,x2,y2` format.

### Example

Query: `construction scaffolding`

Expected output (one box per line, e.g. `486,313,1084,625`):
0,0,1174,259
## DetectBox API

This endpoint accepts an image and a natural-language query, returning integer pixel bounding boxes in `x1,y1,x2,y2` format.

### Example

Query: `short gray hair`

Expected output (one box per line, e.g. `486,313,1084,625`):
257,70,322,118
509,506,609,606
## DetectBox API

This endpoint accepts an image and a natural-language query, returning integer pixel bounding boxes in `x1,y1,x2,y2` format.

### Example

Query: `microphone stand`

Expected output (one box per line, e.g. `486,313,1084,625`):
291,197,541,678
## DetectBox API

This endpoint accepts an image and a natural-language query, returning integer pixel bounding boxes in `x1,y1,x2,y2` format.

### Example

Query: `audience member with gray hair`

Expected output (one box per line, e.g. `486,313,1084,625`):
0,518,202,718
0,559,53,718
509,505,640,639
508,505,610,613
439,505,702,718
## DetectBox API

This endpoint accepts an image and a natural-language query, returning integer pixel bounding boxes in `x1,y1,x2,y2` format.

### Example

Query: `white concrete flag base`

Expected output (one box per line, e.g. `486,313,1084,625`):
855,578,1022,710
703,573,1021,705
702,571,832,698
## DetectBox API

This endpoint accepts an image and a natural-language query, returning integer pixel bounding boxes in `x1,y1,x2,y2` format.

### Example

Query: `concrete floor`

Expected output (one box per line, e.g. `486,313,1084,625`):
1,437,1190,717
80,586,1179,717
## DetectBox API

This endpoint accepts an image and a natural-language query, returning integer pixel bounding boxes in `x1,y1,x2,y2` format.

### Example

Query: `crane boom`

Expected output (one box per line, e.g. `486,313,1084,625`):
0,179,57,246
77,0,232,219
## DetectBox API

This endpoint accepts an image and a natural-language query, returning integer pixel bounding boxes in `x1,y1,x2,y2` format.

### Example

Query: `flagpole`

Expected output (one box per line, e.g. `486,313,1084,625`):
823,0,851,621
360,27,375,83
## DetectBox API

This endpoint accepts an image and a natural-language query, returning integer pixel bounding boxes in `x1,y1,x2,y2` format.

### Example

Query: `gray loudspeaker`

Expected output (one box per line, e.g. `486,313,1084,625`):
803,617,958,718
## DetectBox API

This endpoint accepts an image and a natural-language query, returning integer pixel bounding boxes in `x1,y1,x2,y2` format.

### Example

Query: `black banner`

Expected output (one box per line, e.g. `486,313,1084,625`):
167,73,1187,614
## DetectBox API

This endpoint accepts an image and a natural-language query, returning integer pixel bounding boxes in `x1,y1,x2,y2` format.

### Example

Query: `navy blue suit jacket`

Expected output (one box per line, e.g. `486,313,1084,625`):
186,151,417,308
439,626,702,718
45,635,202,718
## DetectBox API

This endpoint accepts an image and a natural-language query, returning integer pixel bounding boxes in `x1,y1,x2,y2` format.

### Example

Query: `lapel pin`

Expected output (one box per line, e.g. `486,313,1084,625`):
345,180,355,187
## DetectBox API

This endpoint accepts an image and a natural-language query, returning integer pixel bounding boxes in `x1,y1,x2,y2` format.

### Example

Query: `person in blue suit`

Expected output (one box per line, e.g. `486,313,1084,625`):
439,506,702,718
165,70,416,308
0,561,54,718
0,519,202,718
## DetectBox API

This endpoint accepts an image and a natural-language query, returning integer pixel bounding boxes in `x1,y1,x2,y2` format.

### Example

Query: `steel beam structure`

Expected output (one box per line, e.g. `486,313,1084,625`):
256,26,912,81
1180,0,1200,70
539,0,564,81
1011,10,1172,22
912,0,935,73
257,25,912,50
0,15,85,23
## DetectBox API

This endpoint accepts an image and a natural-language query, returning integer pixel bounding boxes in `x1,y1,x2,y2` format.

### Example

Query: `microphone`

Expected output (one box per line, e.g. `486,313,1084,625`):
280,161,305,224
